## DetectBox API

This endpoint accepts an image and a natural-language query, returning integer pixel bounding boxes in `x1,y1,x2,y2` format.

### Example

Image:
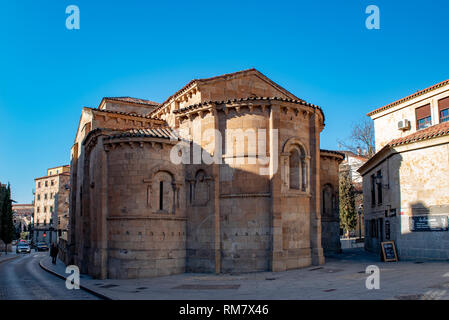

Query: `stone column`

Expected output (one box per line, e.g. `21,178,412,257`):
269,102,285,271
211,107,221,274
100,138,109,279
310,111,325,265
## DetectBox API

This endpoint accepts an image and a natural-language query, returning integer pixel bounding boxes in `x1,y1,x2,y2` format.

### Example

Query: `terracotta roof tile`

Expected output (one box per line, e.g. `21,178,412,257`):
105,128,179,140
339,150,369,161
367,79,449,117
104,97,160,106
388,121,449,147
320,149,345,159
150,68,303,116
86,107,162,120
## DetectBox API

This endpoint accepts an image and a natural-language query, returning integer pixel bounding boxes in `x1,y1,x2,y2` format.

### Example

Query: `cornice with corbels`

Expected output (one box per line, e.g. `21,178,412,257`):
103,137,176,152
172,98,323,124
93,112,163,128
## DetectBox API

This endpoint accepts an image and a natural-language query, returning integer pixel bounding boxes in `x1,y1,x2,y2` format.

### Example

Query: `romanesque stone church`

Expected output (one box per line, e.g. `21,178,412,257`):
67,69,343,279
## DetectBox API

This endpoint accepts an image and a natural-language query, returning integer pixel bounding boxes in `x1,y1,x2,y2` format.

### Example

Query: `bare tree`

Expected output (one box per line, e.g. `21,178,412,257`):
338,118,375,158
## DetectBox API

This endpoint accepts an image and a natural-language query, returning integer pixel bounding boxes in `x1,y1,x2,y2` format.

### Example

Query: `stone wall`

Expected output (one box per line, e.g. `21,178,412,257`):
67,70,336,279
199,73,292,102
320,152,343,254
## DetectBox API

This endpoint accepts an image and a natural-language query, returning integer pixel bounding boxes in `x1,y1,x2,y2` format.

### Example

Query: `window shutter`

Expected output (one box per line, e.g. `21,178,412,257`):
438,97,449,112
415,104,431,120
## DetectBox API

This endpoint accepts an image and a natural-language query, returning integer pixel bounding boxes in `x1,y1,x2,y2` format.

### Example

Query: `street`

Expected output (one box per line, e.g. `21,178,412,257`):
1,248,449,300
0,250,100,300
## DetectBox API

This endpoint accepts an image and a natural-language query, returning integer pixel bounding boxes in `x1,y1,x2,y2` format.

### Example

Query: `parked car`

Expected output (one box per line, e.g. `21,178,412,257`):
36,242,49,252
16,242,31,254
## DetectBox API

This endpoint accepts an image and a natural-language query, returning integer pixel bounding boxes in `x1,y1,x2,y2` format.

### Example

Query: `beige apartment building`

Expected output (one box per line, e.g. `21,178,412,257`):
67,69,344,279
33,165,70,243
12,204,34,233
359,79,449,260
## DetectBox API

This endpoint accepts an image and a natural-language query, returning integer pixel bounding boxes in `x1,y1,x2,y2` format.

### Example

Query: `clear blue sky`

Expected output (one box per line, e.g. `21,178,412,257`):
1,0,448,203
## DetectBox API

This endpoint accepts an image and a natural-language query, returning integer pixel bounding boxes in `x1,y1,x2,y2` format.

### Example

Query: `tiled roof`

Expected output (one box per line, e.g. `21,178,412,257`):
388,121,449,147
172,96,324,121
320,149,345,158
86,107,161,120
339,150,369,161
150,68,303,116
359,122,449,175
47,164,70,170
104,97,160,106
35,172,70,180
105,128,179,140
367,79,449,117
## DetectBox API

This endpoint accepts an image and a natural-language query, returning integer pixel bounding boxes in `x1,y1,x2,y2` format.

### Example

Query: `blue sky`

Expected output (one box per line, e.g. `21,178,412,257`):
1,0,448,203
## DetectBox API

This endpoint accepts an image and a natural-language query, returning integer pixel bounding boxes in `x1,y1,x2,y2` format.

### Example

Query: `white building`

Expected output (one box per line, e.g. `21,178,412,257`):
359,79,449,259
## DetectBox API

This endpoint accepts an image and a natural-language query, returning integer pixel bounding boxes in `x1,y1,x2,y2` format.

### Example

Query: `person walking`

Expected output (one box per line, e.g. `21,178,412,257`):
50,243,59,264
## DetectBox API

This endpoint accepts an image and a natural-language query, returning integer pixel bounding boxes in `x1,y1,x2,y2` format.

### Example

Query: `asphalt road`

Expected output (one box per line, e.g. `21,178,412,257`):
0,251,100,300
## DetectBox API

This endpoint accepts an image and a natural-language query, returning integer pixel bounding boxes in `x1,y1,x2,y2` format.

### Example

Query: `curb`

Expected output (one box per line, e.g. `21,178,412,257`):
0,255,20,264
39,258,113,300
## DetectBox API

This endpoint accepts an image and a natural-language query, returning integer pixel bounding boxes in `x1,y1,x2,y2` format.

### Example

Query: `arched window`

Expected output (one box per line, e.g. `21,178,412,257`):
159,181,164,211
289,144,307,191
322,184,334,216
193,170,209,206
289,149,300,190
152,171,174,214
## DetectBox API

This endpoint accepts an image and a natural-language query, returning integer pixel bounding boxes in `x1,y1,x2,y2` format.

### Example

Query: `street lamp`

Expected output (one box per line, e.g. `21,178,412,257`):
357,204,363,240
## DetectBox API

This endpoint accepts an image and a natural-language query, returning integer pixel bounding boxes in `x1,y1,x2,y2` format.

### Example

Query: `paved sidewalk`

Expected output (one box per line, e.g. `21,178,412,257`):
39,249,449,300
39,257,111,300
0,252,19,264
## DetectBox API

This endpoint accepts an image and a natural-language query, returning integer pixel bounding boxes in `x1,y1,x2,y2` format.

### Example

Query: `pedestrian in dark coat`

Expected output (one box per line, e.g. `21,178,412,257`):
50,243,59,264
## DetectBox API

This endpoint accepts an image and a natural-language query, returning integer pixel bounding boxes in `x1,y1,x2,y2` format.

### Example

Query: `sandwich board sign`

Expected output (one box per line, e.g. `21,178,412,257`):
381,241,398,262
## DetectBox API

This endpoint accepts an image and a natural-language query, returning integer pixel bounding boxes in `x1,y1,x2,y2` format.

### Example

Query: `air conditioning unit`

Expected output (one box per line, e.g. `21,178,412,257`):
397,119,411,131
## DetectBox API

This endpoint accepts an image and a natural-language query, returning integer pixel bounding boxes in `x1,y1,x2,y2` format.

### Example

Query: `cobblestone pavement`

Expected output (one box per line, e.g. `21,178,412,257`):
0,251,100,300
40,248,449,300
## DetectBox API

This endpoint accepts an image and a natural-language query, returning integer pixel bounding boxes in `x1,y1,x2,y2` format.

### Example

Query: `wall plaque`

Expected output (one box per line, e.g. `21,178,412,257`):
410,215,448,232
